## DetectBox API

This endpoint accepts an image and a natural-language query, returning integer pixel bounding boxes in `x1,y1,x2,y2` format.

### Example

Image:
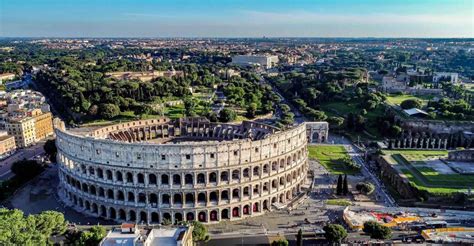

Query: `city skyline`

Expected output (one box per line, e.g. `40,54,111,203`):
1,0,473,38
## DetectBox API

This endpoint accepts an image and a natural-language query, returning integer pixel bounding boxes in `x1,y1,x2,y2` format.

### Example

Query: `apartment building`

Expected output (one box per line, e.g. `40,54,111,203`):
32,111,54,141
6,117,36,148
0,135,16,158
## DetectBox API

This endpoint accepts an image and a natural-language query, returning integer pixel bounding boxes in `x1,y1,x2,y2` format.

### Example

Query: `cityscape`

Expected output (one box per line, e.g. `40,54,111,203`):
0,0,473,245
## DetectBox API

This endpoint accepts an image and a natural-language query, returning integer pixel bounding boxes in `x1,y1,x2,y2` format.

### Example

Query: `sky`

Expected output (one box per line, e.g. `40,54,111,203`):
0,0,473,38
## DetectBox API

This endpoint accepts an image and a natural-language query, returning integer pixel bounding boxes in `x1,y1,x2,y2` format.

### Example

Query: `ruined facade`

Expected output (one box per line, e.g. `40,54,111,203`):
56,118,309,224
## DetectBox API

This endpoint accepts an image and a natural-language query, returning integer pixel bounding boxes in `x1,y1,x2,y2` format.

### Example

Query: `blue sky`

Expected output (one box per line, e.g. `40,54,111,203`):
0,0,473,37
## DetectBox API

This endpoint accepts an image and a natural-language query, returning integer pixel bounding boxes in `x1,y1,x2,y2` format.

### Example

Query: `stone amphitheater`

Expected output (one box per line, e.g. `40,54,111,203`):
56,117,310,224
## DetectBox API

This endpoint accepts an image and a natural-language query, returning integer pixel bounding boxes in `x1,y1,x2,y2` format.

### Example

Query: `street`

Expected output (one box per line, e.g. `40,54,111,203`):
0,141,46,181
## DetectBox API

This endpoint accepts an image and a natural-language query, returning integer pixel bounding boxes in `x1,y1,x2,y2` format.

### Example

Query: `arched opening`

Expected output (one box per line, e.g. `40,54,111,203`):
161,174,169,185
126,172,133,183
128,192,135,202
272,162,278,171
253,185,260,195
173,174,181,185
116,171,123,182
129,210,136,221
100,205,106,217
220,171,229,182
210,210,218,221
174,213,183,223
163,213,171,224
82,183,88,192
106,170,113,180
263,200,268,210
149,174,157,185
232,170,240,180
98,188,105,197
137,173,145,184
85,201,90,210
198,211,206,222
92,203,98,213
243,187,249,197
221,209,229,219
263,182,269,192
280,159,285,169
97,168,104,179
88,167,95,176
119,209,126,220
162,194,170,205
221,190,229,200
117,191,125,201
243,205,250,215
140,211,147,223
109,208,116,219
185,193,194,205
209,191,218,202
263,164,269,174
232,189,240,199
243,168,249,178
149,193,158,206
151,212,159,223
197,173,205,184
272,179,278,189
197,193,206,203
253,166,260,176
280,177,285,186
186,212,195,221
107,189,114,199
138,193,146,203
232,207,240,217
253,202,260,212
209,172,217,183
184,174,193,185
312,132,320,143
173,194,182,204
271,197,277,204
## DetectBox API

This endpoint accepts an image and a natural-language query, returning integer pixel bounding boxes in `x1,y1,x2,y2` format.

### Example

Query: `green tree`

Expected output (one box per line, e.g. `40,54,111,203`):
190,221,210,242
363,221,392,240
323,224,347,243
246,103,258,118
342,174,349,196
356,182,375,195
33,211,68,236
400,99,422,109
43,139,57,162
11,160,44,181
99,103,120,119
296,228,303,246
219,108,237,122
78,225,107,246
336,174,343,195
272,239,289,246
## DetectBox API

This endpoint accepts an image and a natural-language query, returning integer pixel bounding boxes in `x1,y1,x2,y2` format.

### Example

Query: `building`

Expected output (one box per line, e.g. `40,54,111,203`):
232,55,279,69
100,223,193,246
0,134,16,158
32,111,54,141
5,117,36,148
57,117,309,224
433,72,459,84
0,73,16,84
448,149,474,162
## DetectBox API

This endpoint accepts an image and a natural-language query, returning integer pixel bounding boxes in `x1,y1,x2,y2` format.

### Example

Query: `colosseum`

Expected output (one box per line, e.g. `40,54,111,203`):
56,117,309,224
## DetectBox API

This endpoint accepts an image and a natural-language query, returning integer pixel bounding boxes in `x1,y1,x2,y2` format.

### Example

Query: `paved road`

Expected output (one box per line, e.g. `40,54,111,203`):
0,141,46,180
344,144,397,207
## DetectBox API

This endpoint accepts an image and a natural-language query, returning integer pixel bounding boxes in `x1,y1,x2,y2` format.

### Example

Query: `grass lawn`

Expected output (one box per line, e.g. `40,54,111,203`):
386,150,472,195
326,199,352,206
385,94,434,106
308,145,359,175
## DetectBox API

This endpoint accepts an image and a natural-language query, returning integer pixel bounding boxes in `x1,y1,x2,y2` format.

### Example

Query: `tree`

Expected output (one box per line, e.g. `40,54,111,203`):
363,221,392,240
400,99,422,109
99,103,120,119
0,208,69,245
296,228,303,246
246,103,258,118
336,174,343,195
323,224,347,243
78,225,107,246
328,116,345,129
342,175,349,196
183,97,197,117
219,108,237,122
11,160,44,181
356,182,375,195
43,139,57,162
272,239,289,246
190,221,209,242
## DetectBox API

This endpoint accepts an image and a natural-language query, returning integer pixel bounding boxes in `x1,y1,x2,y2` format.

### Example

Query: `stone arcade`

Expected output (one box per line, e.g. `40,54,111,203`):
56,117,309,224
